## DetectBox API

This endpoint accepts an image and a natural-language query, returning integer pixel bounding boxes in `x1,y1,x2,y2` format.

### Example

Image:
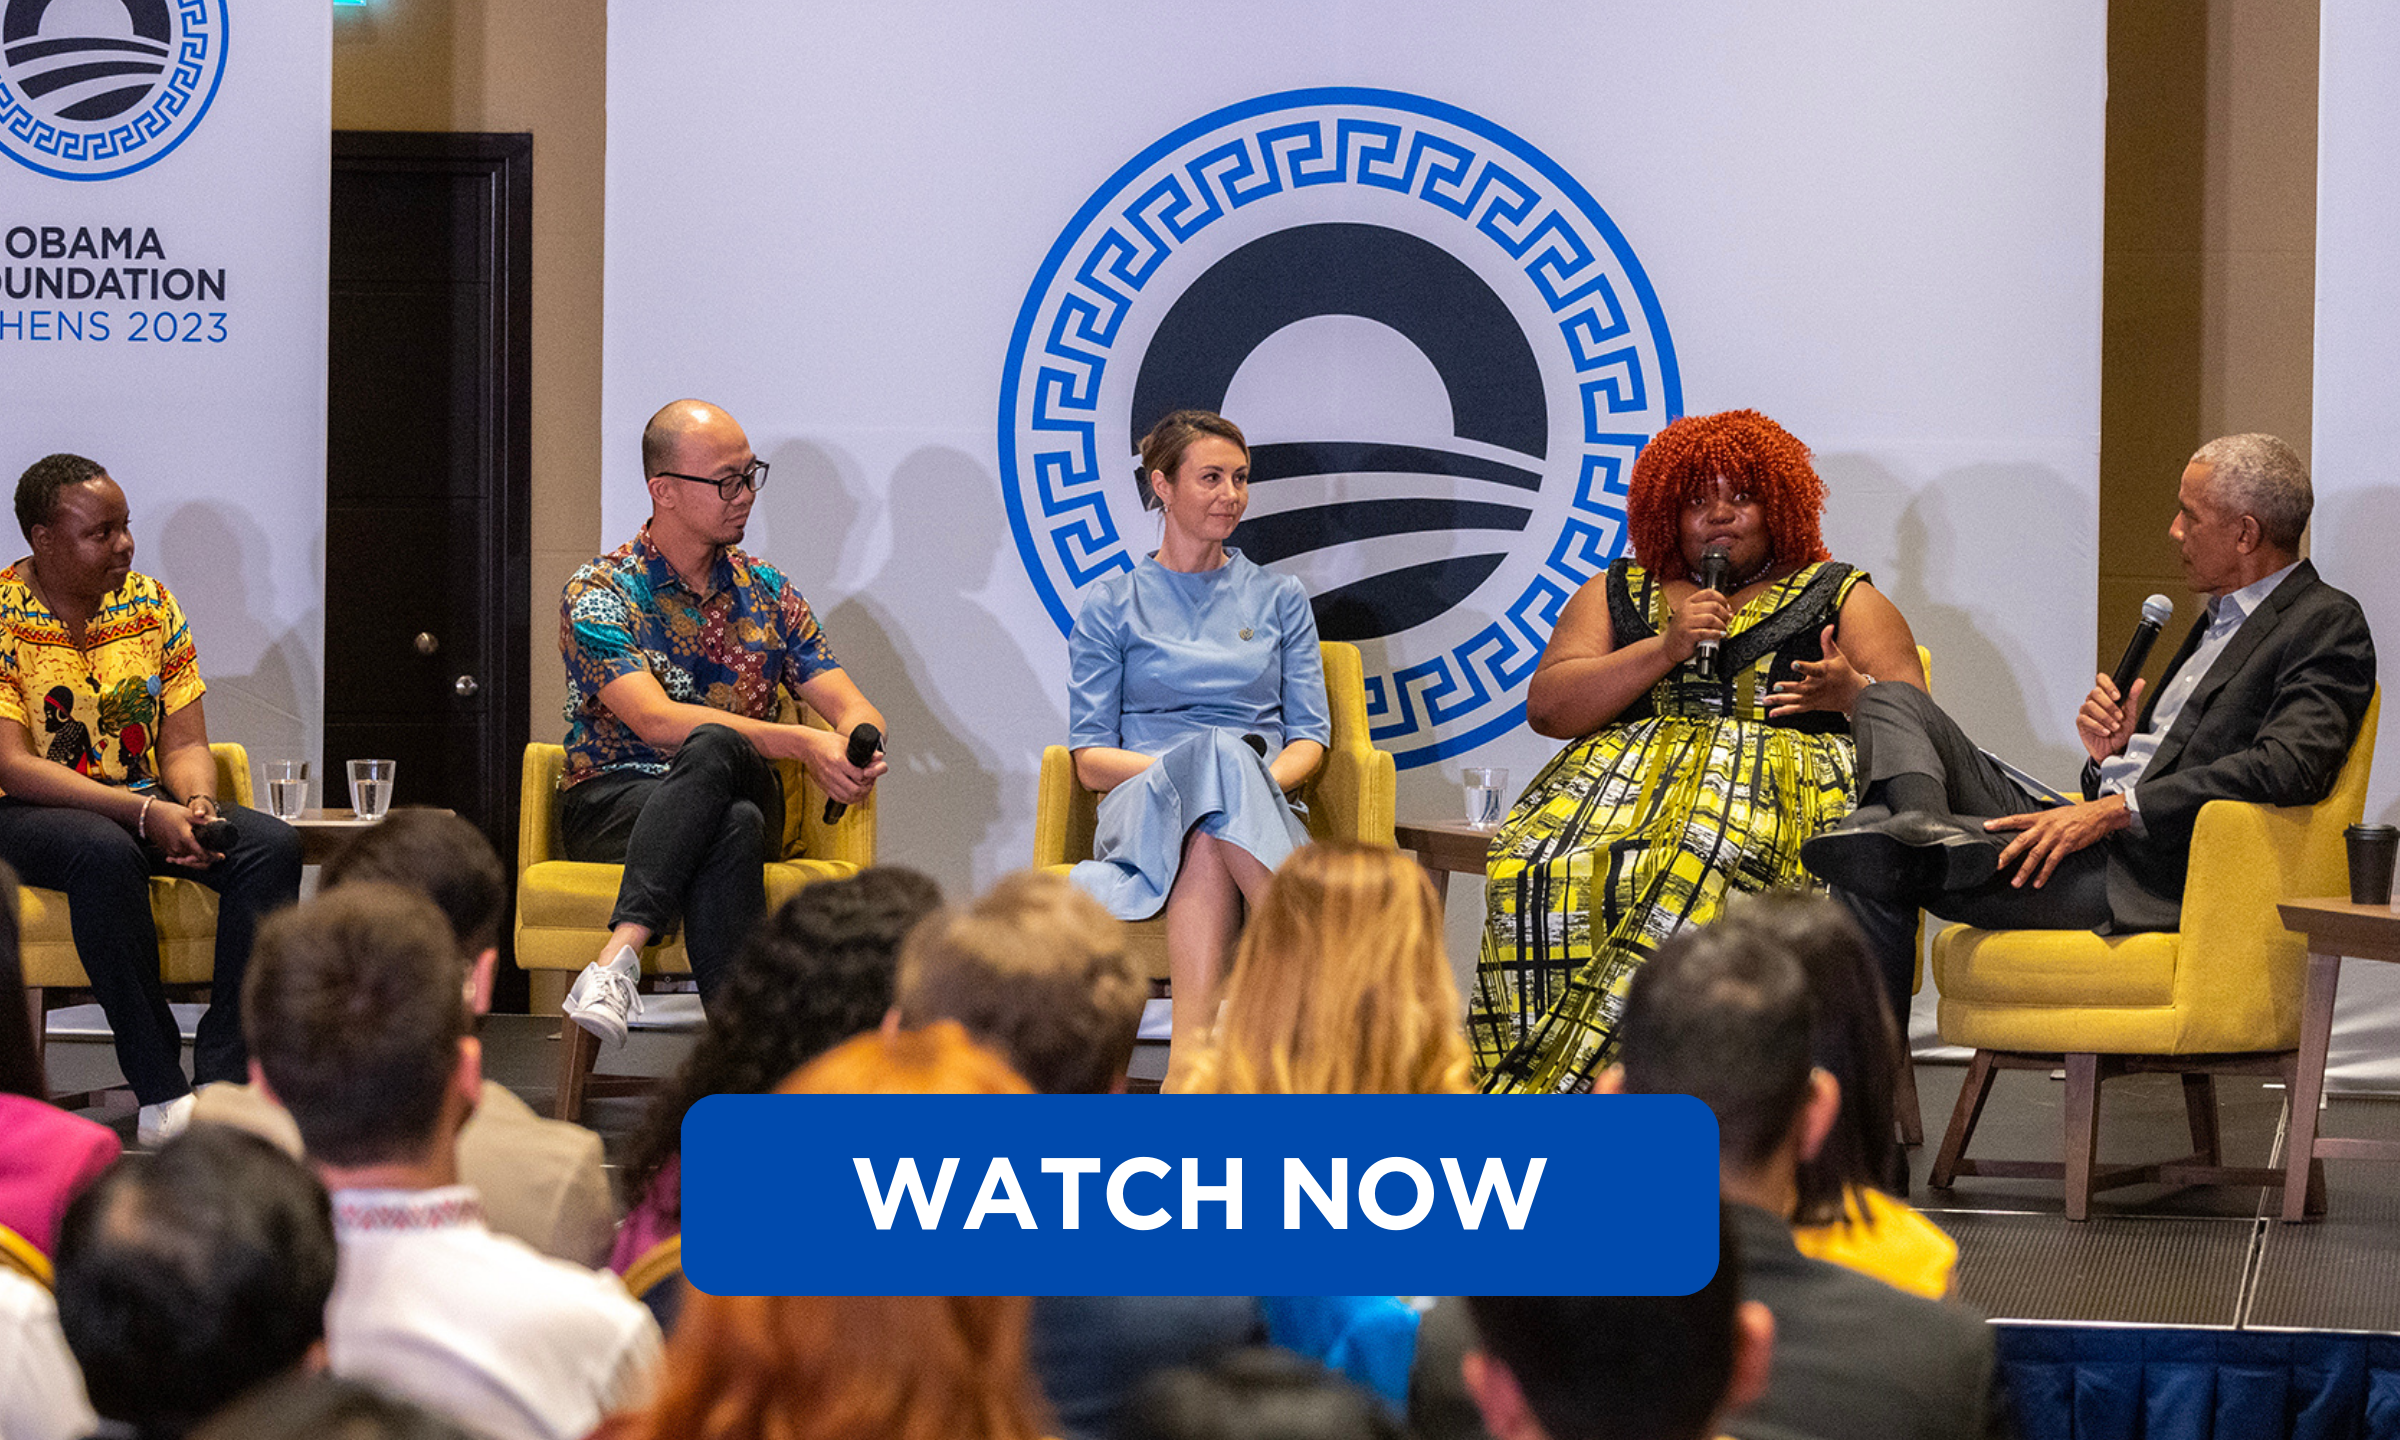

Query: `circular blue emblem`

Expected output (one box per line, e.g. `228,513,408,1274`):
0,0,230,181
999,88,1679,767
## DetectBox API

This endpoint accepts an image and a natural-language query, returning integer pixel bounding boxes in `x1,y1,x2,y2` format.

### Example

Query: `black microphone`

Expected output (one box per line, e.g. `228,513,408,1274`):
2108,593,2176,699
822,722,883,825
1694,545,1731,680
195,818,238,853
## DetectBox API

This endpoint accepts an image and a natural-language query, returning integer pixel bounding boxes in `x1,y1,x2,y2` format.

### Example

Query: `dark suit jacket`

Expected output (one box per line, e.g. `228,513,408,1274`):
1725,1204,2009,1440
2080,560,2376,931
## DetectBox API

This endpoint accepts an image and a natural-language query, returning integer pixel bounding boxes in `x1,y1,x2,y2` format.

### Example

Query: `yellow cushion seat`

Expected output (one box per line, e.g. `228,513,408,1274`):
18,743,256,1091
513,710,875,1120
1029,641,1397,983
1927,688,2380,1219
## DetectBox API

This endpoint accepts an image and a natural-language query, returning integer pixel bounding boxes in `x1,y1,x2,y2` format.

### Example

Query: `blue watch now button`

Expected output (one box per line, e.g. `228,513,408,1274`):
682,1094,1718,1296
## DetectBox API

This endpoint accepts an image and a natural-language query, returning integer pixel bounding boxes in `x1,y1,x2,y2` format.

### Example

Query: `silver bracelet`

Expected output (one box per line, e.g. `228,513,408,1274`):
137,795,154,840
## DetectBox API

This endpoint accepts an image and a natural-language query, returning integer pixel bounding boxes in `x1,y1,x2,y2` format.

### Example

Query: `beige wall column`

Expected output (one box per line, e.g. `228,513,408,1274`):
2100,0,2318,669
332,0,607,744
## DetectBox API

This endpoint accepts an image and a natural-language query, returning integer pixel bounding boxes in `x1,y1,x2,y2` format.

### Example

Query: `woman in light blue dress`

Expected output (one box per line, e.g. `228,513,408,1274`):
1067,410,1331,1081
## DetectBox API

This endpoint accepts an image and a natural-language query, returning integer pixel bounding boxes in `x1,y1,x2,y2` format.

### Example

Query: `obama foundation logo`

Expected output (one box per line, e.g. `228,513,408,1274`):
1000,88,1679,766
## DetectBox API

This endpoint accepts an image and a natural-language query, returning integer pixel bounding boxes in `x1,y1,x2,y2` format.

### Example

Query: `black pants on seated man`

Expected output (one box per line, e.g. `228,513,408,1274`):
0,798,302,1102
1826,683,2112,1019
560,723,783,1005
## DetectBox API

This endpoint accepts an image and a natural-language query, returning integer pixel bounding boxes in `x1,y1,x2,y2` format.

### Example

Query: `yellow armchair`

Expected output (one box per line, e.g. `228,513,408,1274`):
21,742,254,1094
1031,641,1397,980
515,710,875,1120
1927,688,2380,1219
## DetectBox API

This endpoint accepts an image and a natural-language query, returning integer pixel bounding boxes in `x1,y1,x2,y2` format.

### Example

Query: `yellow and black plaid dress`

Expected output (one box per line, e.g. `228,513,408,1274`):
1471,559,1865,1093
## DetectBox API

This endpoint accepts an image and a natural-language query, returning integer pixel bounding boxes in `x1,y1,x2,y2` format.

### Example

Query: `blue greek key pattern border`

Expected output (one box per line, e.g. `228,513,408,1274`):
999,88,1680,766
0,0,227,182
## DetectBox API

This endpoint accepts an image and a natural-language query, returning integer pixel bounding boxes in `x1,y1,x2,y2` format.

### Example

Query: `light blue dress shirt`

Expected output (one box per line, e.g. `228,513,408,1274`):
2098,560,2300,831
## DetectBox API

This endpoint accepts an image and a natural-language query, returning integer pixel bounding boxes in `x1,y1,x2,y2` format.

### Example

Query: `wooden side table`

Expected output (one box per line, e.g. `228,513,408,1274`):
2275,897,2400,1220
1394,818,1496,914
285,808,452,866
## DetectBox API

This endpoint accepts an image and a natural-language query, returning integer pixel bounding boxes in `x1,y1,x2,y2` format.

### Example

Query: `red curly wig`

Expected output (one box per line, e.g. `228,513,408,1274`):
1625,409,1830,578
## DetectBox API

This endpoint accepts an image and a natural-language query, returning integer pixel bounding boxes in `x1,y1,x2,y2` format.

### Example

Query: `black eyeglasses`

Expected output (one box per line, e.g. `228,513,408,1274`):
655,459,770,500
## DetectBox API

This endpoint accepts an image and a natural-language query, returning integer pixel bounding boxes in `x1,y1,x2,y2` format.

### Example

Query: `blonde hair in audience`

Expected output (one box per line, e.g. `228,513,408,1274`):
777,1020,1035,1096
896,871,1147,1094
1176,842,1472,1095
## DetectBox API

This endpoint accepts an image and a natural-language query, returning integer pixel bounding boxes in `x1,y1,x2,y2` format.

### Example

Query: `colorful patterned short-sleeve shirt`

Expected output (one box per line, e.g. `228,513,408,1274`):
0,566,204,791
559,525,841,788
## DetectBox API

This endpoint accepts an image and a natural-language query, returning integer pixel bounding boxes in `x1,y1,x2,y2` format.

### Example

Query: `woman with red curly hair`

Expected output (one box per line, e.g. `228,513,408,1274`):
1470,409,1925,1094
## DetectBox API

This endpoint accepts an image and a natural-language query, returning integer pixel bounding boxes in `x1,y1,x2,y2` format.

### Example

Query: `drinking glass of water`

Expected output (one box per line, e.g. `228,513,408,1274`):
1463,766,1510,830
347,759,396,820
266,760,309,821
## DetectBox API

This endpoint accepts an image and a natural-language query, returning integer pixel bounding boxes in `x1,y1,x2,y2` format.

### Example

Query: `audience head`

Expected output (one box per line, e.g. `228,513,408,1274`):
1179,843,1470,1095
779,1021,1035,1096
1716,890,1902,1221
322,808,508,963
1118,1348,1401,1440
624,866,942,1212
1135,408,1248,512
0,858,40,1102
1463,1207,1771,1440
602,1292,1044,1440
14,451,109,543
894,871,1143,1094
55,1126,337,1438
1608,921,1833,1188
242,885,474,1169
2188,432,2311,556
1624,410,1828,579
192,1374,482,1440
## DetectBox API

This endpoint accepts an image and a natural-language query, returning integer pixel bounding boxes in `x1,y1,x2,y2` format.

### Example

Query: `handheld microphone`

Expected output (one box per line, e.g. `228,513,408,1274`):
1694,545,1731,680
822,722,883,825
2108,594,2176,699
195,818,238,853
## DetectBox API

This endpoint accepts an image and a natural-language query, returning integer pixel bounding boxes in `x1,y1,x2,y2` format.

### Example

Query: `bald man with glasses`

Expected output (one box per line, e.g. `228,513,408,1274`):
555,399,886,1042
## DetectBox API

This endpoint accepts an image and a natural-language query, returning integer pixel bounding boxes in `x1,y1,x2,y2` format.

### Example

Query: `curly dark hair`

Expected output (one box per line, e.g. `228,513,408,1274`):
15,452,107,543
1624,410,1829,579
620,866,944,1221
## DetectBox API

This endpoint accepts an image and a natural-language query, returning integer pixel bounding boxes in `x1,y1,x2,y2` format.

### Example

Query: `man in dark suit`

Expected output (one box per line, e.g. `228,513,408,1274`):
1803,433,2377,1007
1603,924,2008,1440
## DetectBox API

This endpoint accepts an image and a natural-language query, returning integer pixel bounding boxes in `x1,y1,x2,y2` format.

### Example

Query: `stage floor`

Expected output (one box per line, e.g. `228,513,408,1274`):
44,1021,2400,1333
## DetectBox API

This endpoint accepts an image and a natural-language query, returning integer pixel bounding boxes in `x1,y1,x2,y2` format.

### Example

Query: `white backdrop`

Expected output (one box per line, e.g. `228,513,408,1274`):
2311,0,2400,1090
603,2,2104,970
0,0,328,781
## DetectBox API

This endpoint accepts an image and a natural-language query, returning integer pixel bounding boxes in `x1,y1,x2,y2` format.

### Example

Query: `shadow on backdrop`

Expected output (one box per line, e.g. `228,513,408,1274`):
155,500,317,789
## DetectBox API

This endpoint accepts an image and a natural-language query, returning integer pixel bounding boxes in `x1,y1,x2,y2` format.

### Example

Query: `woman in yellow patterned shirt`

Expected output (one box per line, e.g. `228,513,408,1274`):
0,455,301,1144
1469,411,1926,1094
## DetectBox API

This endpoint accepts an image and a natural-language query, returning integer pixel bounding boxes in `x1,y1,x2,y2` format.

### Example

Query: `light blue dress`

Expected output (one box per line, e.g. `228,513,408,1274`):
1067,550,1333,920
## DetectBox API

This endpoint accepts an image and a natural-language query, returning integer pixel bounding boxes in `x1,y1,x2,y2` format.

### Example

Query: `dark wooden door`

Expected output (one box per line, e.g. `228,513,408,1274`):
324,133,530,857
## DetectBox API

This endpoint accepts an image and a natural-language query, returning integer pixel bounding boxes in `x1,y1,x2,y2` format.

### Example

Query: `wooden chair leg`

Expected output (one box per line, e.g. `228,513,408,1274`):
24,987,44,1097
1895,1049,1925,1147
1930,1049,1998,1188
2181,1072,2222,1165
2062,1053,2102,1221
553,1018,598,1123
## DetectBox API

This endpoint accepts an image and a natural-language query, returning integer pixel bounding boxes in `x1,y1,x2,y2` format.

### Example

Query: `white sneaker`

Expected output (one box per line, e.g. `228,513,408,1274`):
136,1093,196,1147
563,946,643,1050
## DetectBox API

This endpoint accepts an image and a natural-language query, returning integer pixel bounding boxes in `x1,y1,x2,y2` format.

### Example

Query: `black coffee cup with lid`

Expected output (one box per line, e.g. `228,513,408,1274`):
2346,824,2399,906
